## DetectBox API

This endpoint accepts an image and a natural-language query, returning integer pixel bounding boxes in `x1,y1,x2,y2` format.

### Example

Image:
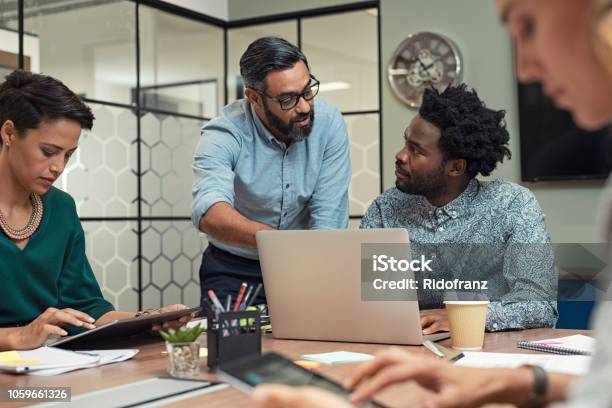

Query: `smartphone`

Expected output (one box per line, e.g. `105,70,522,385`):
218,352,388,408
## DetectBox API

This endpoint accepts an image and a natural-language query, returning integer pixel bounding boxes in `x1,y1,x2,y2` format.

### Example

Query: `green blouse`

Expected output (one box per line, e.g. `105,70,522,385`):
0,187,114,327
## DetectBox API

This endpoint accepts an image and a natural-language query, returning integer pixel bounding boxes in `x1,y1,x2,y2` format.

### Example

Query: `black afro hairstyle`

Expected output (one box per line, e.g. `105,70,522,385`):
419,84,511,179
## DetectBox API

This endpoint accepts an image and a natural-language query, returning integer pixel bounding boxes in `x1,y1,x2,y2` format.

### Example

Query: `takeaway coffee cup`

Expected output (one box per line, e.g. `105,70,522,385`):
443,301,490,350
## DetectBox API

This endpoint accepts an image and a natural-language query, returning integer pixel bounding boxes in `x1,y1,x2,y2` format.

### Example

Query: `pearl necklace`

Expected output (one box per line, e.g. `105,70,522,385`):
0,194,44,240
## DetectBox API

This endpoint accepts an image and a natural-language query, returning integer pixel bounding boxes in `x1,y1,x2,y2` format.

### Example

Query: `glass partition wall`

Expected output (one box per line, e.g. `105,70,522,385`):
2,0,381,310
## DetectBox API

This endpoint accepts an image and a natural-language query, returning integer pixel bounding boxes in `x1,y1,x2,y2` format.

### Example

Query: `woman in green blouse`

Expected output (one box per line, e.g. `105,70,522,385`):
0,70,190,351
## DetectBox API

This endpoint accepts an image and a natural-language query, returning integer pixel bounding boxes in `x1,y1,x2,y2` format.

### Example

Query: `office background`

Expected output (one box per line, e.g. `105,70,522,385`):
0,0,605,321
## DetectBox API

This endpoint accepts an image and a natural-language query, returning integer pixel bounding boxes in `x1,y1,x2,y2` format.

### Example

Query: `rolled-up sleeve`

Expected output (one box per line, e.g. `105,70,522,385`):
191,120,242,228
487,190,558,331
308,111,351,229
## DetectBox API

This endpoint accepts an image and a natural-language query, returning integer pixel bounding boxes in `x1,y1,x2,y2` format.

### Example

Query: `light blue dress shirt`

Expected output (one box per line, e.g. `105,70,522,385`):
192,98,350,260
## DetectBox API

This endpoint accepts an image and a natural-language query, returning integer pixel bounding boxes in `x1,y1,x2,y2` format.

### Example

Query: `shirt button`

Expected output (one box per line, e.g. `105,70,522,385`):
285,184,290,189
493,323,498,329
283,212,288,217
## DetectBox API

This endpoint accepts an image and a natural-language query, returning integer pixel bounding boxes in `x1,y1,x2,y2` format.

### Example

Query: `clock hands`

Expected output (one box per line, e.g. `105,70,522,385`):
416,50,444,83
389,55,420,76
389,54,443,83
389,68,411,76
420,60,438,71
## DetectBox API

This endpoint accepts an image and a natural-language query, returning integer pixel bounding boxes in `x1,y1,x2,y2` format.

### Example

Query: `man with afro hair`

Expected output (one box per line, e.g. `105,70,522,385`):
361,84,557,333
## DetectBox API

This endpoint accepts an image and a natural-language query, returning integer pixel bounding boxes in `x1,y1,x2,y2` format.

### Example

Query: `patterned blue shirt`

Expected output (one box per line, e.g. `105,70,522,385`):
192,98,350,260
360,178,558,331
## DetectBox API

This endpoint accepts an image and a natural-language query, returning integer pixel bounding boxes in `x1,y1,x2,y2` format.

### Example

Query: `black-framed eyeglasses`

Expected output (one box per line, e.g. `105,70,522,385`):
257,75,320,110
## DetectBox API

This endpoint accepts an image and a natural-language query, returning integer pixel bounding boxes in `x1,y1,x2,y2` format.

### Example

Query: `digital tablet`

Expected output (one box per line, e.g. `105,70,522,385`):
46,306,201,349
218,352,388,408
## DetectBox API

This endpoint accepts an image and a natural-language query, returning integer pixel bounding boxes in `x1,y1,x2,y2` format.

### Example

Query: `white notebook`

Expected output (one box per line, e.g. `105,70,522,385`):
456,352,591,375
517,334,595,356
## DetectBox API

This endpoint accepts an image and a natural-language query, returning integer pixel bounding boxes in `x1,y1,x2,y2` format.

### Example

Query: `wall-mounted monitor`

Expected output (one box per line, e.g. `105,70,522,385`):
518,82,612,181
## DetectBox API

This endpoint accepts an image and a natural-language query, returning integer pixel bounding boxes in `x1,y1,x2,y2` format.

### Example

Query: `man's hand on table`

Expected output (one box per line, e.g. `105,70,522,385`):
420,308,449,334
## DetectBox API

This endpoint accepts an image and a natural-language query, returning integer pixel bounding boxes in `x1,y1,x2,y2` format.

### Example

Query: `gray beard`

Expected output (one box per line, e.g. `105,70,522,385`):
264,104,314,142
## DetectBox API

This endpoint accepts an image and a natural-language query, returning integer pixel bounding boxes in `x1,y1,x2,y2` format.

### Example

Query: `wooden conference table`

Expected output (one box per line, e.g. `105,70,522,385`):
0,328,591,407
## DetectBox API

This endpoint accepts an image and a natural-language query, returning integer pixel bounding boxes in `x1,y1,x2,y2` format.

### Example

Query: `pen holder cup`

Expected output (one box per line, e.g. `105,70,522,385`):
206,309,261,370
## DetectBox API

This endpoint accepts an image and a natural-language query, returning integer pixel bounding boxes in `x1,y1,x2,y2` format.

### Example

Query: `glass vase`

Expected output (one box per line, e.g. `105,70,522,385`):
166,341,200,377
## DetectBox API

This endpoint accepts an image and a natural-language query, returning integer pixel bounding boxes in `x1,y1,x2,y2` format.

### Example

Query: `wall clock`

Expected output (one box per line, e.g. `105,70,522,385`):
388,32,463,108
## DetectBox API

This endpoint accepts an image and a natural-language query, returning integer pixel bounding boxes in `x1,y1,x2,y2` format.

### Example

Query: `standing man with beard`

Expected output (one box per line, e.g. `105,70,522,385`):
192,37,350,305
361,84,557,333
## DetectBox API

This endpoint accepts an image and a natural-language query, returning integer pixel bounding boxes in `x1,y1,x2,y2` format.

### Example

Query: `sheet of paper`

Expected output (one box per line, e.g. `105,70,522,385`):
0,350,40,365
529,334,596,353
0,347,99,373
30,349,139,376
300,351,374,365
456,352,592,375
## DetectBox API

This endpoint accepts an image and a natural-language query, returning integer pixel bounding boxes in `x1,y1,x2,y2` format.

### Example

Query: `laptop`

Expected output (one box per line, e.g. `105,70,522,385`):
256,228,449,345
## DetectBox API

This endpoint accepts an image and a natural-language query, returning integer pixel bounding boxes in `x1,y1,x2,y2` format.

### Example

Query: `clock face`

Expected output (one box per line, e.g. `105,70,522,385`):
388,32,463,108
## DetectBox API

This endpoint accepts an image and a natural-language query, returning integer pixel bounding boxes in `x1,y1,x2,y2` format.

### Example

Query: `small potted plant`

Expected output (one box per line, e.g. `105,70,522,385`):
160,325,205,378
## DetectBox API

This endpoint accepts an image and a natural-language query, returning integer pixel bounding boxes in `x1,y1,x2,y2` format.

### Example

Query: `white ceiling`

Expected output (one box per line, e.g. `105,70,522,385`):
163,0,229,21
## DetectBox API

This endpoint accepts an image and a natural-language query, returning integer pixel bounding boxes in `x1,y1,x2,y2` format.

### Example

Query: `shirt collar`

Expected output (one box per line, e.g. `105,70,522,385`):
417,178,480,220
250,103,287,149
443,179,479,218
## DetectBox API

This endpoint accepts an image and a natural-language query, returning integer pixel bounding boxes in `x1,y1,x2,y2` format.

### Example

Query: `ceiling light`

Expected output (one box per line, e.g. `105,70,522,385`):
319,82,351,92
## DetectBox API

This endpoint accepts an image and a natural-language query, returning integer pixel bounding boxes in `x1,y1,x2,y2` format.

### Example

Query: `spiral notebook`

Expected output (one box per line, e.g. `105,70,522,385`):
517,334,595,356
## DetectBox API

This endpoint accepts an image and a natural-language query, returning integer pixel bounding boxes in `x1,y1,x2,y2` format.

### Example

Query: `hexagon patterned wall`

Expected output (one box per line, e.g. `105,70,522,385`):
345,113,381,216
57,104,138,218
140,221,208,309
140,112,202,217
58,104,209,310
83,221,138,311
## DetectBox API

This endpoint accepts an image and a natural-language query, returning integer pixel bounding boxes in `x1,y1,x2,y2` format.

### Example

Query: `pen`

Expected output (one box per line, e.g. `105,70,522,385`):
208,289,225,313
246,283,263,308
423,339,445,358
233,282,248,311
434,343,465,362
225,294,232,312
240,285,254,310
